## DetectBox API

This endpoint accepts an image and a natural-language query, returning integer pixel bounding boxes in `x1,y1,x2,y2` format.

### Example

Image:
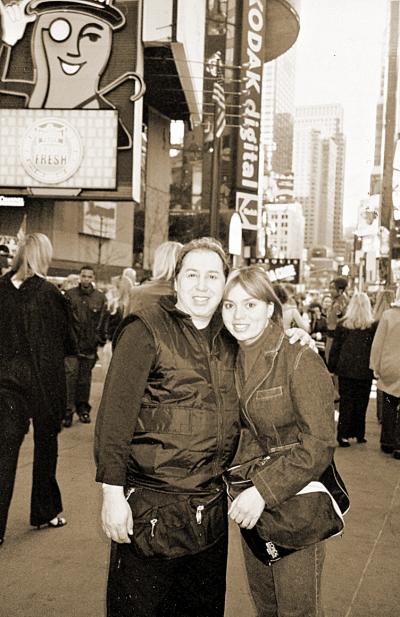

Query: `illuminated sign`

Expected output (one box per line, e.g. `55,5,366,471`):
236,0,265,193
262,258,300,283
0,109,117,189
236,191,258,230
0,0,144,200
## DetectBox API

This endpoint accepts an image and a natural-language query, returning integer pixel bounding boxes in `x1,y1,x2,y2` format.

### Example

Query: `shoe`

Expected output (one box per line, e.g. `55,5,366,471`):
356,438,367,444
62,415,73,428
338,438,351,448
79,413,91,424
0,538,3,546
381,445,394,454
36,517,67,530
393,451,400,460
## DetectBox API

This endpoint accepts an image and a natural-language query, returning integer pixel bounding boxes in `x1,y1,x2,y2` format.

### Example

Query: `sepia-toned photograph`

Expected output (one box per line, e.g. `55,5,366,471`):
0,1,399,616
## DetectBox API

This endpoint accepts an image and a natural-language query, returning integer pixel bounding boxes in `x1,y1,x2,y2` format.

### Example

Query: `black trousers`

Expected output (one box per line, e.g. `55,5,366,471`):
0,391,62,539
65,354,96,416
380,391,400,451
107,534,228,617
337,376,372,440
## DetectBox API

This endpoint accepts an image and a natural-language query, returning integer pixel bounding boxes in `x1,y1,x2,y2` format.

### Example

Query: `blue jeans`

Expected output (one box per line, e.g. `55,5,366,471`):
242,537,326,617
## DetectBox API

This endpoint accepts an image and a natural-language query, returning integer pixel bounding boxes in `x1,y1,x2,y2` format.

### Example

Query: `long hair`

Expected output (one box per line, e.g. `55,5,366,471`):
108,275,133,315
12,233,53,279
341,292,374,330
223,266,283,326
373,289,395,321
152,241,183,281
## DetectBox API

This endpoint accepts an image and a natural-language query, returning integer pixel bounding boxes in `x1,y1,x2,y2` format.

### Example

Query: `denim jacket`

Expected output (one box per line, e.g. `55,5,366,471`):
234,321,337,509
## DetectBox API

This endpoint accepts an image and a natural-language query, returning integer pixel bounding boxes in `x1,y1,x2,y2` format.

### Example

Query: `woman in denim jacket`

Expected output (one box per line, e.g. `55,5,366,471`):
222,266,337,617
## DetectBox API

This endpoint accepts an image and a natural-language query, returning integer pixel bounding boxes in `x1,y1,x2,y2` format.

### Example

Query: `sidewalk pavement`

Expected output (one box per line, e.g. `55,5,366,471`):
1,368,399,617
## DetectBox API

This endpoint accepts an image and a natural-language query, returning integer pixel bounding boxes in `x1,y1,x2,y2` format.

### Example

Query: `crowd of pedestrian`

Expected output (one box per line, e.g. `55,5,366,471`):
1,231,398,617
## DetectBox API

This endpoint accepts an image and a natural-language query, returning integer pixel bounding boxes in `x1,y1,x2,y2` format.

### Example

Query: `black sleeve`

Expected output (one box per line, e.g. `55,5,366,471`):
327,325,345,374
94,319,156,485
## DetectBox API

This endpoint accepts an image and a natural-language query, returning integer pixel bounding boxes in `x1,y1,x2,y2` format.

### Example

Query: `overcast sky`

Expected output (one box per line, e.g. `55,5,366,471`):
294,0,388,228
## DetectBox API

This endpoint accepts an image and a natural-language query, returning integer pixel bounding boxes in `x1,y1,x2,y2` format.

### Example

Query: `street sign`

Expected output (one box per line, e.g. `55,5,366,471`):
228,212,242,255
236,191,258,230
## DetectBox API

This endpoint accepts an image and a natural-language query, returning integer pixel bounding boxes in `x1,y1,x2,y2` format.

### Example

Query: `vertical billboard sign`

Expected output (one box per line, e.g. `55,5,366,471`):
0,0,144,200
236,0,265,194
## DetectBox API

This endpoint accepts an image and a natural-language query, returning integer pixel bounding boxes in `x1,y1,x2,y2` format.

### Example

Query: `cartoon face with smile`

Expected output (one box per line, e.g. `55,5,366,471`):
29,10,112,108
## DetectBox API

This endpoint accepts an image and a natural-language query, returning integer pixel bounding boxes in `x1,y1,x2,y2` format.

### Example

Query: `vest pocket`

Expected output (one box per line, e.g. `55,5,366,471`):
137,405,192,435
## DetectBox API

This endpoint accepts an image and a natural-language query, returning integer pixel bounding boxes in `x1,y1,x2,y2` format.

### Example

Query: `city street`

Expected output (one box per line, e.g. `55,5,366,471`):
1,367,399,617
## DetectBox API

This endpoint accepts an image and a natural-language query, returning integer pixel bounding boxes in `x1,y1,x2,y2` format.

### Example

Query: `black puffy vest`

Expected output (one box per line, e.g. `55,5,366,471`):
126,297,241,492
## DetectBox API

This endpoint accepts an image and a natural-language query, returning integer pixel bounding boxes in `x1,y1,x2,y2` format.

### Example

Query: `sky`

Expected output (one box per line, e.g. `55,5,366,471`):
293,0,388,228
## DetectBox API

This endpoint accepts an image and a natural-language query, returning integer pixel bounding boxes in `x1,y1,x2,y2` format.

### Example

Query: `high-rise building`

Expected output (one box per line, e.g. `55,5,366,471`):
261,45,296,175
293,104,346,254
267,200,304,259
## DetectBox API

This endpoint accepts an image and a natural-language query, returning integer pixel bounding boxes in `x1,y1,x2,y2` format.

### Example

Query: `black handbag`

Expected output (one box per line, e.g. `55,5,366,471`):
124,484,227,559
225,458,350,566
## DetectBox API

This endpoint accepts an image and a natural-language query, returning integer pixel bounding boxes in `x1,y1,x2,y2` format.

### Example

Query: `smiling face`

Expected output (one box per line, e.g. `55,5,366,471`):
174,249,226,329
33,11,112,107
222,283,273,345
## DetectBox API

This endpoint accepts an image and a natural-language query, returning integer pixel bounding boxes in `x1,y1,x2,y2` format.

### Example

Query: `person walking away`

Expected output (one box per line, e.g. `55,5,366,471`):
370,286,400,459
372,289,395,423
94,238,312,617
273,283,310,331
126,240,183,314
221,266,338,617
328,292,377,447
0,233,76,545
99,275,133,376
325,277,349,364
63,265,106,427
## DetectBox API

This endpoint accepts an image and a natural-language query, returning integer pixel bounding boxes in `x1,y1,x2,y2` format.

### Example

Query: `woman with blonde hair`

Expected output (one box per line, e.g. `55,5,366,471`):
328,292,377,447
125,240,183,315
0,233,76,544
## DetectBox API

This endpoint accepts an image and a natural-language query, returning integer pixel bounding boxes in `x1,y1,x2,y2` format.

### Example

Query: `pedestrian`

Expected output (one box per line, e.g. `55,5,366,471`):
370,286,400,459
99,275,133,376
325,276,349,364
63,265,106,427
126,240,183,314
273,282,310,331
0,233,76,545
94,237,311,617
221,266,338,617
328,292,377,447
308,301,329,362
372,289,395,423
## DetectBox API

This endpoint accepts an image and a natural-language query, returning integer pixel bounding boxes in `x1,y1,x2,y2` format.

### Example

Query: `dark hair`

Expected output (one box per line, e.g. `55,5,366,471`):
175,237,230,278
80,265,95,274
331,276,348,291
224,266,283,326
273,283,289,305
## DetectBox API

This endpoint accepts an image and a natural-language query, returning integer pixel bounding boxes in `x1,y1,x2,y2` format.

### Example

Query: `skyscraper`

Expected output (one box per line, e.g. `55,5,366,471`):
261,45,296,175
293,104,346,254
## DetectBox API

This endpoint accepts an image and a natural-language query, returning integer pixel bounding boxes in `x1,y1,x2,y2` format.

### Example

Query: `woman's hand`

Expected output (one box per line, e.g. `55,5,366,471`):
228,486,265,529
286,327,318,352
101,484,133,543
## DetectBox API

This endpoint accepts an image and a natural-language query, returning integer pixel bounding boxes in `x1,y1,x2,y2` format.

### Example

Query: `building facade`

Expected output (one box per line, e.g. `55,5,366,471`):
293,103,346,255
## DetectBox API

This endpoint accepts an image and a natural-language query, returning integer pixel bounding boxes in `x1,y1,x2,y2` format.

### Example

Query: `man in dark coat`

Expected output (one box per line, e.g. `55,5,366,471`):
64,265,106,426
